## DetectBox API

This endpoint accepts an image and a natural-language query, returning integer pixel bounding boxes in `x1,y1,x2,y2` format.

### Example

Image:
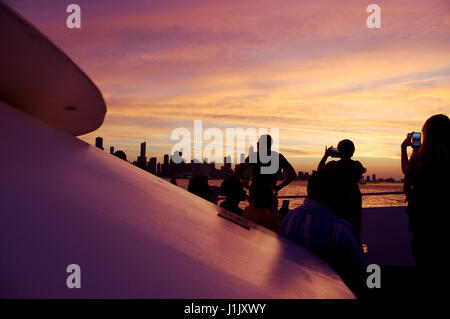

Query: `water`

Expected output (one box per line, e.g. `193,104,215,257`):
168,179,406,210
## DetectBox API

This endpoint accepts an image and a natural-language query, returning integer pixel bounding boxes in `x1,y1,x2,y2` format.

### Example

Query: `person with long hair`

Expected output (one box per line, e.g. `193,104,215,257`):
401,114,449,288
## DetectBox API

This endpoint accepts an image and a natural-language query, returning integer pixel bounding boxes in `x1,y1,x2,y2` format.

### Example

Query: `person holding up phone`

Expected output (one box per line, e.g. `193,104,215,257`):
401,114,449,291
401,132,421,174
317,139,366,232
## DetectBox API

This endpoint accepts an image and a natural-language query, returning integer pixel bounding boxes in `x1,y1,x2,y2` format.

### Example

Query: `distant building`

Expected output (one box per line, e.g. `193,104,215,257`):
162,154,170,177
95,137,104,150
170,151,188,177
223,155,232,169
94,139,284,180
372,174,377,183
297,171,310,181
234,153,246,174
219,156,233,178
148,157,157,175
249,145,255,161
239,153,245,164
137,142,147,167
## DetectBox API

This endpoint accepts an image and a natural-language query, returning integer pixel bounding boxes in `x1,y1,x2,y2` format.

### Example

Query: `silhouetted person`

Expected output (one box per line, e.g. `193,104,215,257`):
318,139,366,231
209,186,221,205
243,204,282,233
113,150,127,161
281,171,368,298
401,114,449,290
219,176,246,216
188,175,217,204
236,134,296,213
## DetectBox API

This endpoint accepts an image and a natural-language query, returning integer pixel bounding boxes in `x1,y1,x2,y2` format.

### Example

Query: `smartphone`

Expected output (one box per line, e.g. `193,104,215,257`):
411,132,421,148
330,147,340,158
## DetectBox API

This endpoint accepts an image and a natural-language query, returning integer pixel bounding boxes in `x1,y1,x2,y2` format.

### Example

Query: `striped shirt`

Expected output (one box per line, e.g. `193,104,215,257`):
281,198,368,289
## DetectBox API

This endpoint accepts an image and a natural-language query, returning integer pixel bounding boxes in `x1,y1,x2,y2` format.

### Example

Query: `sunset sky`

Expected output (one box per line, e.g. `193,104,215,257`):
5,0,450,179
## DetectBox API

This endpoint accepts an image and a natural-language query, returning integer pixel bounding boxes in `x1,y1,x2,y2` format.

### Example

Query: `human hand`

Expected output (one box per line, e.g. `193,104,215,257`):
324,146,332,157
401,133,412,149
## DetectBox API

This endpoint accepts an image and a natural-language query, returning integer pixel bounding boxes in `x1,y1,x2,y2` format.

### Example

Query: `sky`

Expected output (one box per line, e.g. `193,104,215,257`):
5,0,450,179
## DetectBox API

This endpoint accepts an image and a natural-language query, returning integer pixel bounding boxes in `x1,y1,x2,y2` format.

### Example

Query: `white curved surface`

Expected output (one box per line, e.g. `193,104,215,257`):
0,101,354,298
0,3,106,136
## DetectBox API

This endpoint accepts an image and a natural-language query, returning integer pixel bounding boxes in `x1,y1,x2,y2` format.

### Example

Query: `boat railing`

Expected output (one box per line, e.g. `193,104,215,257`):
277,191,403,199
218,191,403,200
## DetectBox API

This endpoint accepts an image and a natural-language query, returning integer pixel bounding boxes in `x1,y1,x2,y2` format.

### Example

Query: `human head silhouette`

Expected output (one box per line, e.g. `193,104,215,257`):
113,150,127,161
257,134,272,153
188,175,212,201
337,139,355,160
220,176,246,201
307,171,336,207
421,114,450,164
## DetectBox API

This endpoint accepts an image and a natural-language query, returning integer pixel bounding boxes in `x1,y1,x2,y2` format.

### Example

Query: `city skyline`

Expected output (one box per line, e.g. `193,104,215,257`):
95,136,401,182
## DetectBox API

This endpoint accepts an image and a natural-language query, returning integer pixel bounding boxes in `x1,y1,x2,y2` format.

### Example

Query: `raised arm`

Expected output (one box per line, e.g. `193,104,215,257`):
318,146,332,171
401,133,411,174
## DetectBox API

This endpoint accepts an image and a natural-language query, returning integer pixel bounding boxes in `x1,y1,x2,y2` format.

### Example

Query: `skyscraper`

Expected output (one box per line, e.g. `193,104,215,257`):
137,142,147,166
239,153,245,164
148,157,157,175
249,145,255,162
220,155,233,178
162,154,169,176
225,156,232,169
